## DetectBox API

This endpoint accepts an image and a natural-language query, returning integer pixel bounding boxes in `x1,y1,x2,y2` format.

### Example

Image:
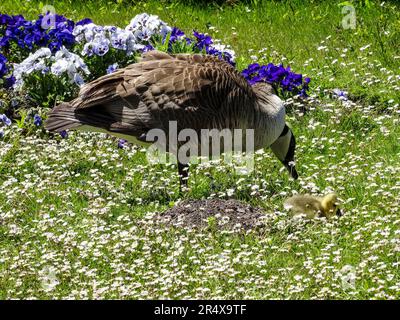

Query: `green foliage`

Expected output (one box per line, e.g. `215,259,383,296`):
22,72,79,108
77,47,139,81
152,33,193,54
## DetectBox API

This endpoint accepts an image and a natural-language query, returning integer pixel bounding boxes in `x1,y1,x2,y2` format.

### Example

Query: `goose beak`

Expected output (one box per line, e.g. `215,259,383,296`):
336,208,343,217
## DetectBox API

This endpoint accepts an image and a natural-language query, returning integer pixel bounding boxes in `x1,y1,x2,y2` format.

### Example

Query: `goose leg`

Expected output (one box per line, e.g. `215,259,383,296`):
178,162,189,192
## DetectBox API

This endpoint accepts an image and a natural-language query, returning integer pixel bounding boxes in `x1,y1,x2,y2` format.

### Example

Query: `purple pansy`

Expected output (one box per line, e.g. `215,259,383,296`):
169,27,185,43
76,18,93,26
241,62,310,96
193,31,213,51
0,53,8,78
59,130,68,138
118,139,127,149
0,13,76,52
33,114,42,126
1,114,12,126
3,75,16,88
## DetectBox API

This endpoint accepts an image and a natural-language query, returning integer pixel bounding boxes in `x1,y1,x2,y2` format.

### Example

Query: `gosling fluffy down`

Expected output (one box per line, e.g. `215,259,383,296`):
284,193,341,219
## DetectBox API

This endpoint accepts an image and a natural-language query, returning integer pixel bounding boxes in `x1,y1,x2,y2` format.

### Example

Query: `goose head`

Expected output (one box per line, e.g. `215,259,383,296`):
270,124,298,179
252,83,298,179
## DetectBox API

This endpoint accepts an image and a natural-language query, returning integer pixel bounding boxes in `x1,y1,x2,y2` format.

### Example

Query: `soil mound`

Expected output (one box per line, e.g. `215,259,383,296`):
158,199,267,231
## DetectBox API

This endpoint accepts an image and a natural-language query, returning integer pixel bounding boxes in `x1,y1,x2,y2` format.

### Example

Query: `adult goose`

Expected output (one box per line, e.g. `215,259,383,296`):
45,50,298,187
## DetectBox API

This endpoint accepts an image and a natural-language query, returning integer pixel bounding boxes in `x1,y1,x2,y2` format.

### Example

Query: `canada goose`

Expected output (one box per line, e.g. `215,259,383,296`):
45,50,298,187
284,193,342,219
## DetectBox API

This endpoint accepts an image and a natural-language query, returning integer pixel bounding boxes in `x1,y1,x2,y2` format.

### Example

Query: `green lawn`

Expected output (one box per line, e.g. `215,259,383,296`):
0,0,399,299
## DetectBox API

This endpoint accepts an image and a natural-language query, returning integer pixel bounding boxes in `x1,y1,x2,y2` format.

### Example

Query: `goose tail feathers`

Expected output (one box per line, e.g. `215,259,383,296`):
45,102,82,133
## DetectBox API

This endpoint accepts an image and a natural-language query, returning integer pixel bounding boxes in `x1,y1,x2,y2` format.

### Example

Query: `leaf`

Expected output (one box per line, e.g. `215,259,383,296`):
338,1,353,7
15,111,27,129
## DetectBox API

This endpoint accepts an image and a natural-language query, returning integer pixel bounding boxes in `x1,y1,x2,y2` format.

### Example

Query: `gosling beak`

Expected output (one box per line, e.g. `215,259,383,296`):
336,208,343,217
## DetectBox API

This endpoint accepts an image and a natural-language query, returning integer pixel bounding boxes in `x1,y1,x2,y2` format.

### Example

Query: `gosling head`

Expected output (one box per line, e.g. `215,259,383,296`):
270,124,298,179
320,193,342,218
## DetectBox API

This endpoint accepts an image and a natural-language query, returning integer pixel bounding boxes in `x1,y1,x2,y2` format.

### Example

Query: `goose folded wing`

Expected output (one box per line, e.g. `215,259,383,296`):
71,51,255,135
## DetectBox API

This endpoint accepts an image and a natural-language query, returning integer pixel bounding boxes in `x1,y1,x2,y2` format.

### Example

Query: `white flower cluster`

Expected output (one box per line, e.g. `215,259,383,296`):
13,48,52,89
51,47,90,86
13,47,90,90
73,24,142,56
125,13,171,40
11,13,172,92
73,13,172,57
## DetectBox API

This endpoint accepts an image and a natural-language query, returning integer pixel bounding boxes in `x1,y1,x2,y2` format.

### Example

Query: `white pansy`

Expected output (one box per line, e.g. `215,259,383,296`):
13,46,90,89
72,13,172,57
12,48,52,90
50,59,69,76
51,46,90,86
31,47,52,60
109,28,130,50
80,29,111,57
125,13,151,32
73,23,103,43
134,27,153,42
126,13,171,40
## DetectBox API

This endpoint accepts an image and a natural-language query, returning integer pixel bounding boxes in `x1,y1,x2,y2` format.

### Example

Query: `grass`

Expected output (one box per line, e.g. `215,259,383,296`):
1,0,399,106
0,0,400,299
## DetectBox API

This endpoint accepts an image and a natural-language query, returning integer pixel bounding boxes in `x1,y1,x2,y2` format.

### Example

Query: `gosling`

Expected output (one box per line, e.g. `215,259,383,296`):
284,193,342,219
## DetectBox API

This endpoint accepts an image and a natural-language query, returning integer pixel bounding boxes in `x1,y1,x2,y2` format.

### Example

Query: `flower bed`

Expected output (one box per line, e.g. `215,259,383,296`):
0,12,310,137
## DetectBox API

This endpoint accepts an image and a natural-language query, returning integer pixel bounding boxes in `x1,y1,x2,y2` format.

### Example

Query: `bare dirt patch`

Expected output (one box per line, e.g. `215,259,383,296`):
157,199,267,231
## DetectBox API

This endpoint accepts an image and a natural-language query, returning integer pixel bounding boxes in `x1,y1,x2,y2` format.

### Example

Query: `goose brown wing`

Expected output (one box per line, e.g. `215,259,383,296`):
66,51,255,136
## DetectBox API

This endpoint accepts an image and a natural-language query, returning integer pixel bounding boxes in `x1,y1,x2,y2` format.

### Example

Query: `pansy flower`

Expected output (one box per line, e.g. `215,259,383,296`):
106,63,119,74
241,62,310,96
0,53,8,78
193,31,213,51
0,114,11,126
33,114,42,126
